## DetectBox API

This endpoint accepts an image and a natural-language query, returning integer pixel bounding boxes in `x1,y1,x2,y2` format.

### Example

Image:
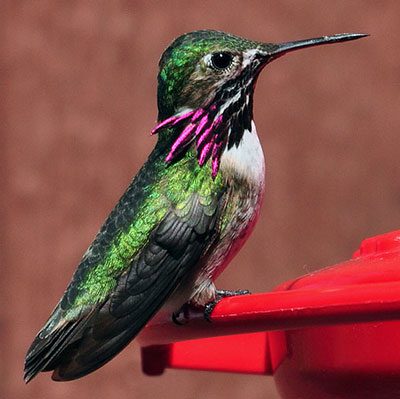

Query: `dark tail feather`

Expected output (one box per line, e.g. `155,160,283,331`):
49,295,165,380
51,326,139,381
24,296,165,382
24,316,91,383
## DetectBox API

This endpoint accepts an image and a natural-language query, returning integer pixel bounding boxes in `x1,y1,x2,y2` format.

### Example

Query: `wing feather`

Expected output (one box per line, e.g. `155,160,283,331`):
25,190,225,381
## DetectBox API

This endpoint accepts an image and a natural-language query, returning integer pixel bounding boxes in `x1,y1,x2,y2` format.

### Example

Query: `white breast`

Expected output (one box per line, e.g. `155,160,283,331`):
220,121,265,185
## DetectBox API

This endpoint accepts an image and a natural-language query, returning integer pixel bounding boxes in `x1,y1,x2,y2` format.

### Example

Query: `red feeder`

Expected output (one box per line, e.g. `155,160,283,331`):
139,230,400,399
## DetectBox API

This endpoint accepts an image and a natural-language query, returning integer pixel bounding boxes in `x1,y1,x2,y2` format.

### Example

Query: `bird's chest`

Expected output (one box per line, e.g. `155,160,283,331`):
203,122,265,279
220,121,265,185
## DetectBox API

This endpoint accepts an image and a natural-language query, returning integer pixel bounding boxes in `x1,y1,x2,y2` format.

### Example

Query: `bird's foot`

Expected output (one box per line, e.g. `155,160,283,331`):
204,289,251,322
172,303,192,325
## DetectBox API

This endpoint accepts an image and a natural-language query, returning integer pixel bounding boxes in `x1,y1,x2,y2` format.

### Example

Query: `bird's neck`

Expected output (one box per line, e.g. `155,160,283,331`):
220,120,265,186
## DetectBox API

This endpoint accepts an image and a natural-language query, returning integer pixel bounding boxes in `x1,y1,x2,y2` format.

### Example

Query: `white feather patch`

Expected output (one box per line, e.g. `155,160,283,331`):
221,121,265,185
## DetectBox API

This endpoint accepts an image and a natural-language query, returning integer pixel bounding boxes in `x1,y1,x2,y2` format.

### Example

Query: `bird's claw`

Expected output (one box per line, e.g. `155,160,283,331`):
171,303,191,325
204,289,251,322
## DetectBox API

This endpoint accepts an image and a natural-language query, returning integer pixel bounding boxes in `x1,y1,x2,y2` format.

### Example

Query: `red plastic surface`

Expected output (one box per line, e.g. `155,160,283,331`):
142,332,272,376
140,230,400,399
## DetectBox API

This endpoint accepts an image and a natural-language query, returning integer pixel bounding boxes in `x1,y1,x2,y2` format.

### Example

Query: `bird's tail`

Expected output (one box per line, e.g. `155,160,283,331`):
24,309,92,383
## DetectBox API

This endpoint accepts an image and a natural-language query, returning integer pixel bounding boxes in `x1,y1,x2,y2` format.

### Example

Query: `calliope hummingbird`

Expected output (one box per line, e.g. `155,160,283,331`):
24,29,366,382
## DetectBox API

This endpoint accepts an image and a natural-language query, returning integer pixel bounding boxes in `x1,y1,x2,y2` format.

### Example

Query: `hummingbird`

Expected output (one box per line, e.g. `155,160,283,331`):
24,30,366,382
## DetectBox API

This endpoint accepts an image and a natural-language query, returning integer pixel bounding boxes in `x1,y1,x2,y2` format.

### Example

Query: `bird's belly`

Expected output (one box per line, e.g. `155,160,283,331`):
203,180,264,283
199,122,265,282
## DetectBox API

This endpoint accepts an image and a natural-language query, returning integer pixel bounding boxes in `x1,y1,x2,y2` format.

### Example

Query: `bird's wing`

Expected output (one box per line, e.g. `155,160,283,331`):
24,184,226,381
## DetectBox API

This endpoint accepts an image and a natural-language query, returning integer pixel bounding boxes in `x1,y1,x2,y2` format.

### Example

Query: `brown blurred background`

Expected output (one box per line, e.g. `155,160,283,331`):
2,1,400,398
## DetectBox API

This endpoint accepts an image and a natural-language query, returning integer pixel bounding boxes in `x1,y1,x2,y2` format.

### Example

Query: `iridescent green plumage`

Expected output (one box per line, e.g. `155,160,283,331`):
68,140,224,312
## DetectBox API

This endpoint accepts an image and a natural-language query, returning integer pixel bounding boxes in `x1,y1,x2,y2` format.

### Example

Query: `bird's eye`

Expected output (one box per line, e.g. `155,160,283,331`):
210,52,234,70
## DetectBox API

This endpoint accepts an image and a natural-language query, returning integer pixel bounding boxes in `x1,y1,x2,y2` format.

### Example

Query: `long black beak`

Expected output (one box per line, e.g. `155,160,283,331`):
263,33,368,61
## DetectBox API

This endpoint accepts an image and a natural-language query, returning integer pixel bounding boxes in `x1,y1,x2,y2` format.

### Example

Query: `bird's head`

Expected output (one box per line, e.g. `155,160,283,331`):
153,30,367,178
